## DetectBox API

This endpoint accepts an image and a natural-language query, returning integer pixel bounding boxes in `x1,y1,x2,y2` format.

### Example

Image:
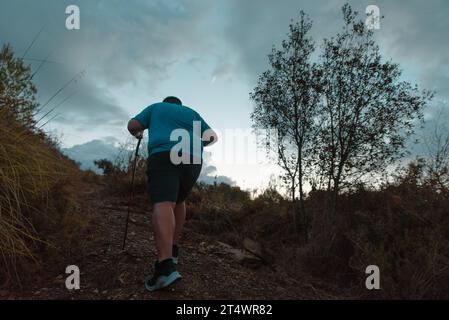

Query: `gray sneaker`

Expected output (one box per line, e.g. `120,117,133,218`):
144,258,182,292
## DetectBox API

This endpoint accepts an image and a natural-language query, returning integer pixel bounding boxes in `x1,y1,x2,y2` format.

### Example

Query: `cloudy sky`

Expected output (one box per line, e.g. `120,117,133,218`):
1,0,448,189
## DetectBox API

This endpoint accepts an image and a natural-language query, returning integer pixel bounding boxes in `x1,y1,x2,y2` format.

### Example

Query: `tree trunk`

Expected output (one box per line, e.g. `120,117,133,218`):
298,182,308,243
290,183,297,234
330,178,340,223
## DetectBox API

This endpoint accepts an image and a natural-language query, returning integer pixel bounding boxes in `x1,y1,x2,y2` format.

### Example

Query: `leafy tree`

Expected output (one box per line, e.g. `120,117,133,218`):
0,44,38,128
251,4,433,226
315,4,433,217
250,11,320,236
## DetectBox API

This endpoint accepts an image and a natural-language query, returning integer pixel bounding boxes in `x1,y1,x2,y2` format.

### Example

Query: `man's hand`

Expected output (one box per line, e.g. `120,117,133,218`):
202,129,218,147
134,131,143,139
128,119,145,139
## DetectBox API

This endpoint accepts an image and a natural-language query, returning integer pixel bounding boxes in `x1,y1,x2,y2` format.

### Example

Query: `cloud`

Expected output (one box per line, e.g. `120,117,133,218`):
218,0,449,100
218,0,344,82
4,0,448,126
2,0,449,188
61,138,122,172
199,150,236,185
40,75,130,128
62,138,236,185
198,166,236,186
198,164,236,185
0,0,218,133
211,62,233,82
217,0,449,158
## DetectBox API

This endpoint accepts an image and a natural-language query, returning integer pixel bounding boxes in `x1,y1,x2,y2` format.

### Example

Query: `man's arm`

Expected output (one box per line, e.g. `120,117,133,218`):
127,119,144,139
197,113,217,147
128,104,154,139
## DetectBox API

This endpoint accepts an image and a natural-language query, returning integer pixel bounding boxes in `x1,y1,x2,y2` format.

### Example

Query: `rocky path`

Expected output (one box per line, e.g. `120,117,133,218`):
5,183,332,300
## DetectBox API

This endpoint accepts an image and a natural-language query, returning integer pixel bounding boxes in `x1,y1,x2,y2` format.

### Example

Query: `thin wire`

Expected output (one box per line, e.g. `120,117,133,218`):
35,90,78,125
31,51,54,79
21,26,45,59
37,68,86,114
23,57,60,65
38,113,61,129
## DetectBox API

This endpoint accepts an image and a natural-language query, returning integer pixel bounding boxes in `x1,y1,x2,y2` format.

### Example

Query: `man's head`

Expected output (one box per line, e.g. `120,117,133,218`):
163,96,182,105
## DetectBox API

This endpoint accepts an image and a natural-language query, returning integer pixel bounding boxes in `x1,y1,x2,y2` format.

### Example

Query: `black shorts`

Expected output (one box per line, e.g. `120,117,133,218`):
146,152,202,204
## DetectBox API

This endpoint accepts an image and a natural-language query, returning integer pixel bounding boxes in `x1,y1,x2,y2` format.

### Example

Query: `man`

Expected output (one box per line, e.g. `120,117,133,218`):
127,96,217,292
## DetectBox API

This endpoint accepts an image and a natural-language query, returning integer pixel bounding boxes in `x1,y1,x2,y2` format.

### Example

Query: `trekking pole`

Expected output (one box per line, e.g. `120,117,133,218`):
122,136,142,250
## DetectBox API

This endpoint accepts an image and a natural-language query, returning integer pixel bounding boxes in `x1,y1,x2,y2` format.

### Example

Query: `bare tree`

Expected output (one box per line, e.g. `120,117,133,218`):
423,108,449,192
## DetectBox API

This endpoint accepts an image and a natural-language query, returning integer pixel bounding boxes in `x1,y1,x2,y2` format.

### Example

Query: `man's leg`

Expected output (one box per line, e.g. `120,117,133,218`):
173,201,186,246
152,201,176,261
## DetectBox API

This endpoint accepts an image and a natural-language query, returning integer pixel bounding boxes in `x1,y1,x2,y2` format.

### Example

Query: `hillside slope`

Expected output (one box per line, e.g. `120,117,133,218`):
4,182,342,300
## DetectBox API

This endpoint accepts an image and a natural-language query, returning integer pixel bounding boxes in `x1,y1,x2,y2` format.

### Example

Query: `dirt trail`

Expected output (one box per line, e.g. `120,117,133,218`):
6,183,327,300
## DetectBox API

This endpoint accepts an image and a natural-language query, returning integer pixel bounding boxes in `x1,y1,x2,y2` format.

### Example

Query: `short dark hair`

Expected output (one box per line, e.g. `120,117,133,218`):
163,96,182,105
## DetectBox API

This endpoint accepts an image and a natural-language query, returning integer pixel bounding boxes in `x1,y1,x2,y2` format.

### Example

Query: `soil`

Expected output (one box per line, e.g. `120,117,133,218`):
4,183,346,300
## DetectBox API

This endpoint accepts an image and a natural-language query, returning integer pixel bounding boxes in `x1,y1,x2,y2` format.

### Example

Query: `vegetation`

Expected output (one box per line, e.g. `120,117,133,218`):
183,4,447,298
0,44,89,285
186,159,449,298
0,44,38,129
251,5,433,239
1,4,448,299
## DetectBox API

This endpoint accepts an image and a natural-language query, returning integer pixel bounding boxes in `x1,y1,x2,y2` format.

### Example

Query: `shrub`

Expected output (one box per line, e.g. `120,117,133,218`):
0,110,90,285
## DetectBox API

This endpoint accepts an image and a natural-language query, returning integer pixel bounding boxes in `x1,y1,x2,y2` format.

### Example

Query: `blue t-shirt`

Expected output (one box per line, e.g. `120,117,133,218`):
133,102,212,158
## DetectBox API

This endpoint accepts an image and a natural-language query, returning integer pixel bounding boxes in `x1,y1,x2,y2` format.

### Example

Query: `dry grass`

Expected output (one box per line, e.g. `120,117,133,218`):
184,172,449,299
0,109,88,285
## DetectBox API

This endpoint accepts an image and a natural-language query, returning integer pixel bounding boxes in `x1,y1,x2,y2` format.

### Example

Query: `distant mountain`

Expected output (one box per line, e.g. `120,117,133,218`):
62,139,235,185
61,139,124,173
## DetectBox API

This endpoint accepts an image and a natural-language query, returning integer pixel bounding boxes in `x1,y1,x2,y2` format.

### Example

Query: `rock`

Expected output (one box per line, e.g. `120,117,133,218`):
215,241,262,267
243,238,263,257
53,275,64,284
243,238,276,265
215,241,234,252
198,241,208,253
187,239,267,268
234,250,263,267
118,273,126,285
